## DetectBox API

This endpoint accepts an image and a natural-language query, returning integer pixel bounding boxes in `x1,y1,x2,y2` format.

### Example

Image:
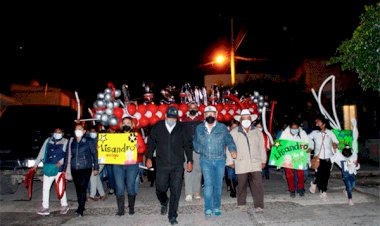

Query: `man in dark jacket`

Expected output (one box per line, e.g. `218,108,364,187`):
146,106,193,225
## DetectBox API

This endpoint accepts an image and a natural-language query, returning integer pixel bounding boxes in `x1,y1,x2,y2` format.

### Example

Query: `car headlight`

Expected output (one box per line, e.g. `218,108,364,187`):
22,159,43,168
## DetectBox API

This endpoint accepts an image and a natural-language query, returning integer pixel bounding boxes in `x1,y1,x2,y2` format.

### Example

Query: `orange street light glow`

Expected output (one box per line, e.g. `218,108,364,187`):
215,55,226,64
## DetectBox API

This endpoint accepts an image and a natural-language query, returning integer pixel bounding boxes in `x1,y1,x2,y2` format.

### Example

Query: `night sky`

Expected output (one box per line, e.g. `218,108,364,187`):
3,1,377,108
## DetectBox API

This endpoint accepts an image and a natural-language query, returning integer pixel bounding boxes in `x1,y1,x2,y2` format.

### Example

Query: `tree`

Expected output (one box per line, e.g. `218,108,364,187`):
328,3,380,92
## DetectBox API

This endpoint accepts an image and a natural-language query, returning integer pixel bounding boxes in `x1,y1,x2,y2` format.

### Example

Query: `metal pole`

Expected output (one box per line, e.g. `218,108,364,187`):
230,17,235,86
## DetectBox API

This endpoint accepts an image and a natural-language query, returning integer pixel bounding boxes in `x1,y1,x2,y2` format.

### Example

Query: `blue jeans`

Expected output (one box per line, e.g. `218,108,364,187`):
200,159,225,212
104,164,116,190
342,172,356,199
226,166,237,183
135,162,145,194
113,164,139,196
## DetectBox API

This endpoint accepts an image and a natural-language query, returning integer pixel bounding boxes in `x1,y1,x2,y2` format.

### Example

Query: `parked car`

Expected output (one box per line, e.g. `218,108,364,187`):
0,105,77,194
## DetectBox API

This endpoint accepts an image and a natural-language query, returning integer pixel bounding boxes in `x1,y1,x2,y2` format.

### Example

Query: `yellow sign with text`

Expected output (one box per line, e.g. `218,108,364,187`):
97,133,137,165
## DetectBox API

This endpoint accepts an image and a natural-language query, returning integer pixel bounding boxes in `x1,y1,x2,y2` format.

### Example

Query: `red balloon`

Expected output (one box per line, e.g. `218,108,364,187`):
179,103,188,114
223,114,232,122
110,125,119,131
169,103,179,109
138,104,147,115
139,116,149,128
223,104,231,111
113,107,124,119
149,115,160,126
231,104,239,111
127,104,137,115
217,114,224,122
147,103,158,114
216,103,223,112
158,104,168,115
199,104,206,113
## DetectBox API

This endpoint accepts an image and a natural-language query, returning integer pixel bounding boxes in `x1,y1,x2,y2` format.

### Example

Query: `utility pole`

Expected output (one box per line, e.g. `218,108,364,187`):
230,17,236,86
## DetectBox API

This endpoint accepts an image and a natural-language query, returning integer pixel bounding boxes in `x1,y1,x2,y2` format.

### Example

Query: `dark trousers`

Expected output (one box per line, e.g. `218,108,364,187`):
315,159,332,192
237,172,264,208
155,165,183,219
147,157,157,186
71,168,92,214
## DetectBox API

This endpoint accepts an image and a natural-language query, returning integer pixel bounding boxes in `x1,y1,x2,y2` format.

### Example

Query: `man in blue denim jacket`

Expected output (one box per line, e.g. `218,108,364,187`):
193,106,237,217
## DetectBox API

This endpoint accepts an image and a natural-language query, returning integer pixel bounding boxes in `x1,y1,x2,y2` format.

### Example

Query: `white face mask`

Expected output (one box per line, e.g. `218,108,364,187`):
89,132,97,139
53,133,63,140
75,130,84,138
257,128,263,132
241,120,251,128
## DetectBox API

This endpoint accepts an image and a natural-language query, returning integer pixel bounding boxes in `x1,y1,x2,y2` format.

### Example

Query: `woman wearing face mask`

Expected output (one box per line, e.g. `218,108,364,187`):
113,117,146,216
66,124,99,217
279,119,312,198
34,127,70,216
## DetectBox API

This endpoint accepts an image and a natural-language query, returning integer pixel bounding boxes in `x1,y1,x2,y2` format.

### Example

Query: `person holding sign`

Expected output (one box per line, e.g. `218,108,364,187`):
308,116,339,200
228,109,265,213
146,106,193,225
113,117,147,216
279,119,312,198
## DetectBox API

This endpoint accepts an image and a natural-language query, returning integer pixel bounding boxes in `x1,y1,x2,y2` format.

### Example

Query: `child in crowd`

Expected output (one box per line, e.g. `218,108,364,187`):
331,146,360,206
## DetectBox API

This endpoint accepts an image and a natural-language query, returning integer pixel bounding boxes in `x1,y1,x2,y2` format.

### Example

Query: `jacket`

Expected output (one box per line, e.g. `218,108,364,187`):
146,120,193,167
227,126,266,174
34,137,68,172
67,136,99,170
193,122,236,160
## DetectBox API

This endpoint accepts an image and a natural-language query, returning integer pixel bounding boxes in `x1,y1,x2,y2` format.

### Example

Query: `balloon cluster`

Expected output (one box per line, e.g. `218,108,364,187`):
90,82,270,129
92,82,125,130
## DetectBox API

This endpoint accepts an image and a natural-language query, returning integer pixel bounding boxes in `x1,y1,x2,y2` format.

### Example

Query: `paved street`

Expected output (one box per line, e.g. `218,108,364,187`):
1,166,379,226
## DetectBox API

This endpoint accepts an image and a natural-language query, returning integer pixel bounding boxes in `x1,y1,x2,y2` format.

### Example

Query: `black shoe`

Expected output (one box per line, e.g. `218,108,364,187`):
169,217,178,225
75,210,83,217
290,192,296,198
161,204,168,215
299,190,305,197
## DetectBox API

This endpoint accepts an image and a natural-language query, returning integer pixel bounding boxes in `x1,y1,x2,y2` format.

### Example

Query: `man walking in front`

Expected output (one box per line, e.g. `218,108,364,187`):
146,106,193,225
193,105,237,217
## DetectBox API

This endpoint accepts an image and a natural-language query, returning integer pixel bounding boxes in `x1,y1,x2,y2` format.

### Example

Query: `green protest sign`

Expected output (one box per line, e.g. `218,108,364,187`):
332,129,357,153
269,139,309,170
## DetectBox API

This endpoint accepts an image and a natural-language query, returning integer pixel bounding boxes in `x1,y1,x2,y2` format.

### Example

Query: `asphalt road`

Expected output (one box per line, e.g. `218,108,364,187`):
0,167,379,226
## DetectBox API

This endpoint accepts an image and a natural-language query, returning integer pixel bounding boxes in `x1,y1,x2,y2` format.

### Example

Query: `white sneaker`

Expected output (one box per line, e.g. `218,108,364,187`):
185,194,192,202
309,182,316,194
348,199,354,206
254,207,264,213
37,207,50,216
319,192,328,201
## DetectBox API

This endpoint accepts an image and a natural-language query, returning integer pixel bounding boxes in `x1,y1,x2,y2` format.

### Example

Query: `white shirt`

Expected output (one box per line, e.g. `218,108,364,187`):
165,121,176,134
330,151,359,175
308,129,339,160
205,121,216,134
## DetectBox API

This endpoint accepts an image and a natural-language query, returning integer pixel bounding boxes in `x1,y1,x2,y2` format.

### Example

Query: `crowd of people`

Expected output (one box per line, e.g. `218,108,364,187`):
33,102,358,224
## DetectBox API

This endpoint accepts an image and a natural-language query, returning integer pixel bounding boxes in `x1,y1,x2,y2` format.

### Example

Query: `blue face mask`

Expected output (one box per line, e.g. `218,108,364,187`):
290,129,299,135
89,132,97,139
166,120,176,127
